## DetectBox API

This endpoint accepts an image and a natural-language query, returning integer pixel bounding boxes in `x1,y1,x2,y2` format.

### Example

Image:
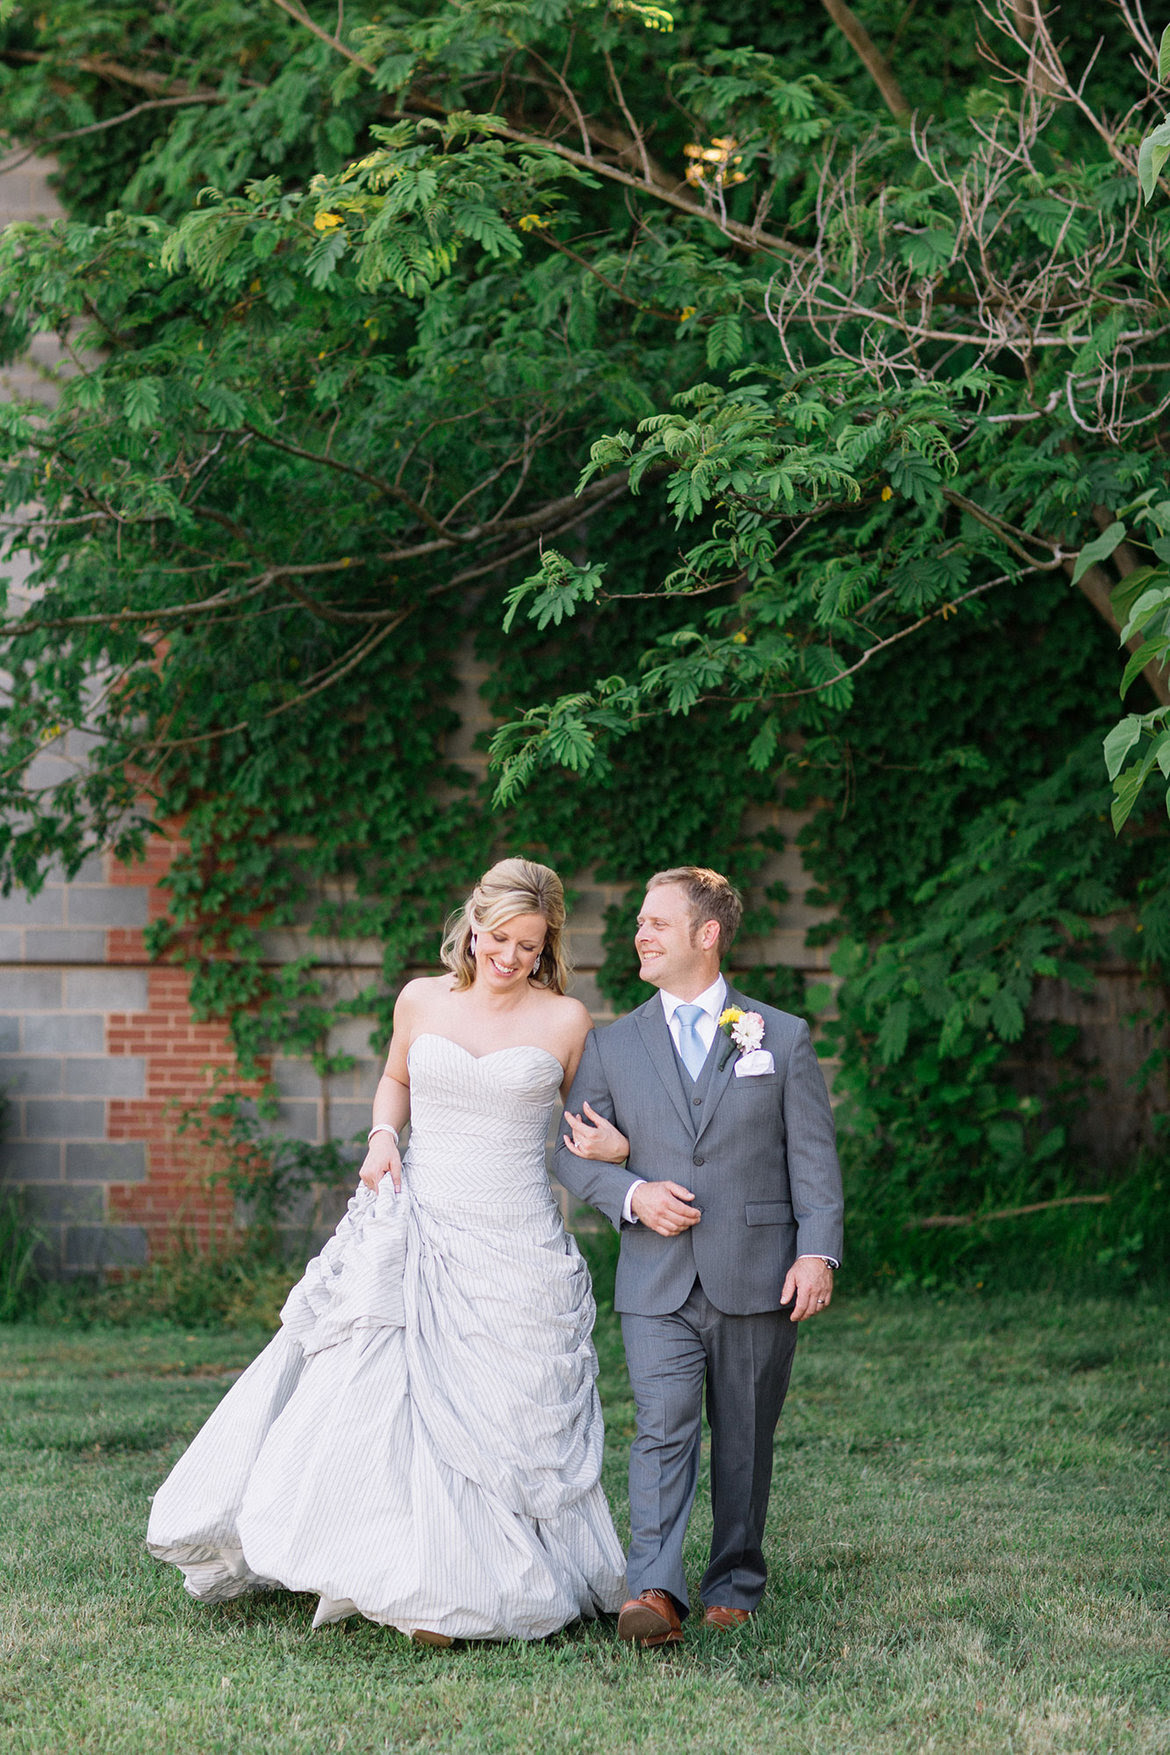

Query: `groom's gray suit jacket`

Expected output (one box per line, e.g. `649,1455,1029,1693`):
555,988,843,1317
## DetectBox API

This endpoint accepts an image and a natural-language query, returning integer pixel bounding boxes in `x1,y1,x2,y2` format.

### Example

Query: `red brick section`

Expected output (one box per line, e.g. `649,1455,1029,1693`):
105,836,267,1258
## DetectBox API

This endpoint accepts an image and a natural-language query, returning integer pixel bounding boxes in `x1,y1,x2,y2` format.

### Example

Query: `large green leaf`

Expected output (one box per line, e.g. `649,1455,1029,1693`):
1071,521,1125,587
1138,118,1170,204
123,378,162,431
1103,715,1143,782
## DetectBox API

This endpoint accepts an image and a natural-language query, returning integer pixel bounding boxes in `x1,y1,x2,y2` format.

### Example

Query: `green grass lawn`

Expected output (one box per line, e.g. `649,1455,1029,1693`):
1,1291,1167,1754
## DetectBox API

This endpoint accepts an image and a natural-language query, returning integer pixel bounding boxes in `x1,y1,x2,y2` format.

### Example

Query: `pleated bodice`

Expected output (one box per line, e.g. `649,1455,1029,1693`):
404,1033,562,1213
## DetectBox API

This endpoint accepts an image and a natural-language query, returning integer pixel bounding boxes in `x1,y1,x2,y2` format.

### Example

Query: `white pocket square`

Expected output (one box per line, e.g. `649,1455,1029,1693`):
734,1049,774,1077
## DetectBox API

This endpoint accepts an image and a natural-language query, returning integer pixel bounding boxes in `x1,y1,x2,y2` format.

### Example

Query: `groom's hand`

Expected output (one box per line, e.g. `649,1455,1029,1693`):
631,1181,700,1237
781,1255,834,1322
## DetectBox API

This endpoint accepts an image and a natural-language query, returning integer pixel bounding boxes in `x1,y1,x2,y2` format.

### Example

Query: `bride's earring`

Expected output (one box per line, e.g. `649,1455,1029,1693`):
533,955,541,976
470,932,478,956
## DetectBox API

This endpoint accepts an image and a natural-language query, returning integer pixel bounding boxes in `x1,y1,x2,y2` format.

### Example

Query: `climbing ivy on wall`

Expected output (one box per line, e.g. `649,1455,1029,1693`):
150,513,1164,1139
782,572,1168,1283
147,500,807,1071
794,572,1136,934
144,611,489,1071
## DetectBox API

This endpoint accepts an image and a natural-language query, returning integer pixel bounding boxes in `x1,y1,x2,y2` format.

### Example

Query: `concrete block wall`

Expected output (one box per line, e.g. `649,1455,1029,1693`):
0,840,267,1269
0,154,71,408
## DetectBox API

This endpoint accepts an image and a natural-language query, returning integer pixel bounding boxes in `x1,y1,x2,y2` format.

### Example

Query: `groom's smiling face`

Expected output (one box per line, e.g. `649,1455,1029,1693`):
635,884,714,995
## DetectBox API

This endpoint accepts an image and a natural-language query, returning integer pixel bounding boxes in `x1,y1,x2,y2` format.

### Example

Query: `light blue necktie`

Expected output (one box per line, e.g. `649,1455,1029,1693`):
674,1003,708,1080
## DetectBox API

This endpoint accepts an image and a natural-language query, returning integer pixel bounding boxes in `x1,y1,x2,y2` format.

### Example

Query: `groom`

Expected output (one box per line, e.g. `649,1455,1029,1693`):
556,866,843,1645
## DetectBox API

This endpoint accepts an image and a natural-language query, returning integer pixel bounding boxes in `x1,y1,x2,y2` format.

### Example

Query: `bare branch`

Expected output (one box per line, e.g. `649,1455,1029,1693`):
818,0,910,118
140,615,408,754
0,94,225,177
602,48,654,186
264,0,376,76
0,50,222,101
1069,559,1170,706
0,572,279,637
910,1193,1110,1229
242,425,458,541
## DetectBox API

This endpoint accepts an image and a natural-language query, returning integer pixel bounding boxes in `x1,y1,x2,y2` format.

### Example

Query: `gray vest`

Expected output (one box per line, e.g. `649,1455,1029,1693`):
673,1032,720,1128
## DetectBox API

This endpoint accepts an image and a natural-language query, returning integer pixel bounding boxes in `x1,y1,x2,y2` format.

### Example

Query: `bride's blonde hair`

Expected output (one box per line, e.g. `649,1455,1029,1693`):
441,857,571,994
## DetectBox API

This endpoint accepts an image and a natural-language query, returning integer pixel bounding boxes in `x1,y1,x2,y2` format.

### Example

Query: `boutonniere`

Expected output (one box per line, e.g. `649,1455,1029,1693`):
717,1006,765,1068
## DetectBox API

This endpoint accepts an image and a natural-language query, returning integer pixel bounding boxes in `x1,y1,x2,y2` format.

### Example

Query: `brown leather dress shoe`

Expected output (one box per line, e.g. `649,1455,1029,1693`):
617,1589,684,1647
702,1605,753,1630
410,1629,454,1648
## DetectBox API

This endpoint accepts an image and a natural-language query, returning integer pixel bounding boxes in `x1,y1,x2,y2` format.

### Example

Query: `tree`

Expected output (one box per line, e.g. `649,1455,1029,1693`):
0,1,1165,1151
492,3,1170,831
1,3,1165,862
2,0,1164,1277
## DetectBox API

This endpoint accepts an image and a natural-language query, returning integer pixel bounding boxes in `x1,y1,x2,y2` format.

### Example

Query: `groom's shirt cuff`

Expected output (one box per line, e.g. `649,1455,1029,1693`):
621,1180,646,1225
798,1253,840,1270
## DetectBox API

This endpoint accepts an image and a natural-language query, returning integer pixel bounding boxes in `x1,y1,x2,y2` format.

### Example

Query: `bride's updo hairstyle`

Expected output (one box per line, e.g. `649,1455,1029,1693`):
441,857,571,994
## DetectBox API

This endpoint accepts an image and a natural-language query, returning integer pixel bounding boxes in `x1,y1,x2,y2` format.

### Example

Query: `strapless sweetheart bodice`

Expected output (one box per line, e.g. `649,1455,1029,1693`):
404,1032,562,1212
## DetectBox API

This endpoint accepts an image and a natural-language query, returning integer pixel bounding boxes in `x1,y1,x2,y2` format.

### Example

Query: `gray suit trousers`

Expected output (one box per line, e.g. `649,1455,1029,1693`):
622,1278,798,1613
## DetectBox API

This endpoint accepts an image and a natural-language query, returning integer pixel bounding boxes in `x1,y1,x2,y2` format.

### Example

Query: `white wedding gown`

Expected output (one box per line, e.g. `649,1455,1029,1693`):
147,1034,628,1640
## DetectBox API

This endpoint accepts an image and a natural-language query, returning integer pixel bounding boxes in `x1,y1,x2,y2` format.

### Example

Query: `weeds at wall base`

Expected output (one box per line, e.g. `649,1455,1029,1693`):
842,1159,1168,1297
0,1188,42,1322
22,1230,300,1331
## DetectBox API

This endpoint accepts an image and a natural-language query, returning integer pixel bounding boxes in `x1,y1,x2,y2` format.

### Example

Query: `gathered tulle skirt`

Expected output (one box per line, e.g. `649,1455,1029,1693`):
146,1174,627,1641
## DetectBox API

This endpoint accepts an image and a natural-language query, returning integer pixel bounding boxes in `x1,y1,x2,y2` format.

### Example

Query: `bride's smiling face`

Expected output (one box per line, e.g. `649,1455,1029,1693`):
473,912,548,990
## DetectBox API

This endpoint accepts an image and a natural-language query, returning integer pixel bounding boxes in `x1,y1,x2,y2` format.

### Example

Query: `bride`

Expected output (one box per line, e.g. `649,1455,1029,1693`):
148,857,629,1643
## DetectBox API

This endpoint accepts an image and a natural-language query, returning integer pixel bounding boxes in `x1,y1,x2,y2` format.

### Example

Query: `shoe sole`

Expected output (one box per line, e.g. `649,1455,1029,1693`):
617,1604,683,1647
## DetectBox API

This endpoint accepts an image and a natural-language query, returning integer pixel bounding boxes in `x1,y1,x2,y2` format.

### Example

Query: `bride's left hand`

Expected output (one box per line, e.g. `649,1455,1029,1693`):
562,1101,630,1164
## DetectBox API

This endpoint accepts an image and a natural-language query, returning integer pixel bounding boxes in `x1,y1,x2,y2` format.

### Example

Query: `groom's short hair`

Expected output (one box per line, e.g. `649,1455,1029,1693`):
647,867,743,957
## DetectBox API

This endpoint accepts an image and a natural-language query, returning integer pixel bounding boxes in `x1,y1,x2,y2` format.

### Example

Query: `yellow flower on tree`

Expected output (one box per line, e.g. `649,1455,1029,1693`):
313,212,343,231
682,136,745,193
881,485,893,501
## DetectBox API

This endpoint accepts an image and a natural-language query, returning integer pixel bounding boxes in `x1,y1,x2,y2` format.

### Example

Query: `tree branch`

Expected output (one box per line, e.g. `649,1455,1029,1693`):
1068,559,1170,707
818,0,910,118
0,94,224,178
943,493,1170,706
261,0,804,260
909,1194,1110,1230
1,49,221,102
264,0,376,76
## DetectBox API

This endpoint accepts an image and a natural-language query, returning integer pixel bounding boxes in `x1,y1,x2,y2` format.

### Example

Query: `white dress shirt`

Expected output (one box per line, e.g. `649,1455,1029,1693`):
619,978,837,1270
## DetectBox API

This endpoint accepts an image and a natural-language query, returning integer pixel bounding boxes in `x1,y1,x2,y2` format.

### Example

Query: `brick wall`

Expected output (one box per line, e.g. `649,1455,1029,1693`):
0,843,263,1268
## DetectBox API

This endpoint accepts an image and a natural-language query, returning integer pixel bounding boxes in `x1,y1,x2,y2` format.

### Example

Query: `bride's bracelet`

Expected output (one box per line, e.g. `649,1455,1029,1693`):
367,1123,399,1148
